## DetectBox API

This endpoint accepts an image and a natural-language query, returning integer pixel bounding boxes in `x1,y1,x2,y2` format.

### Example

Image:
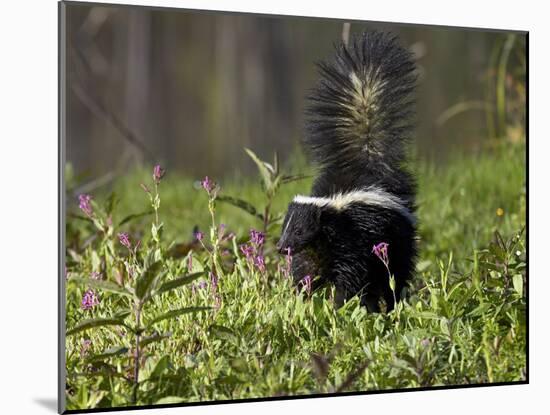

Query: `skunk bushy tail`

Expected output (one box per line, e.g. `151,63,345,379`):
306,31,417,199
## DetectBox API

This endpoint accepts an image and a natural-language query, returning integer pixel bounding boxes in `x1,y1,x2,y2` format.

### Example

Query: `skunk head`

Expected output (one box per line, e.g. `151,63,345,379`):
277,202,321,254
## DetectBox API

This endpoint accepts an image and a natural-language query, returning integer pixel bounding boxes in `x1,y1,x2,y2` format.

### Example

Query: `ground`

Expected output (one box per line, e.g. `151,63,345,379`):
64,142,526,410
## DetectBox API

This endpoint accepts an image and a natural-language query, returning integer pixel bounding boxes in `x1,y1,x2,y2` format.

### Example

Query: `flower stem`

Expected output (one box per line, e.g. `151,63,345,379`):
132,302,142,404
154,182,159,227
385,264,397,310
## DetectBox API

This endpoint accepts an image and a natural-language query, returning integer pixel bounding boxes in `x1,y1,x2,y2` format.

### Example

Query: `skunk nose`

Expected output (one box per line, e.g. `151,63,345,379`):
276,240,285,254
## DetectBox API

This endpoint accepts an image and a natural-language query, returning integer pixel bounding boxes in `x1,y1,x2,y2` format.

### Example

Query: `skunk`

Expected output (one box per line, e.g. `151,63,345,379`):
277,31,418,312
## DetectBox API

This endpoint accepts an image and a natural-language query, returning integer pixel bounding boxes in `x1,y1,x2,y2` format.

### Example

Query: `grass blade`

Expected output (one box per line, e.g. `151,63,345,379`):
209,324,239,345
139,332,172,348
70,277,133,297
216,195,264,220
155,397,185,405
245,148,272,189
148,355,172,380
67,317,128,336
86,346,129,362
118,210,153,227
148,307,211,326
135,261,163,300
281,174,310,184
154,272,204,297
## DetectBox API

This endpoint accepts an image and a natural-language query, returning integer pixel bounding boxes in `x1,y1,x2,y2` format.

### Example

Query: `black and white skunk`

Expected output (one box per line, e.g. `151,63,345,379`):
277,31,418,312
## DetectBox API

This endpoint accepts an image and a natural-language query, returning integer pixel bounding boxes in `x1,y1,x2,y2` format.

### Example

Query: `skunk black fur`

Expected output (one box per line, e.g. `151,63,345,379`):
277,31,418,312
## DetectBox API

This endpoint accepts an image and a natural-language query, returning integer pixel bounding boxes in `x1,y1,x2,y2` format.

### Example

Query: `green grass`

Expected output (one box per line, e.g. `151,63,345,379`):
64,143,526,410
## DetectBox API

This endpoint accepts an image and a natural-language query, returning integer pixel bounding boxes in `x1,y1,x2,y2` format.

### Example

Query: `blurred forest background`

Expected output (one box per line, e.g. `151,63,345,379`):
64,3,526,182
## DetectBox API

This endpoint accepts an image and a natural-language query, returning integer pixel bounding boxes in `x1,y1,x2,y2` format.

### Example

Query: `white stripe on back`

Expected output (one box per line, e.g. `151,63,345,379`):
293,187,415,224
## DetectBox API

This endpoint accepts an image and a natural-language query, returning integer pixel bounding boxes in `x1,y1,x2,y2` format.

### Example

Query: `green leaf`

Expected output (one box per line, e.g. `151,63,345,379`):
67,248,83,263
512,274,523,297
216,374,243,386
209,324,239,345
230,357,249,373
70,277,133,297
67,317,128,336
467,303,492,317
264,162,275,174
155,396,185,405
412,311,440,320
86,346,129,362
216,195,263,220
143,247,163,270
273,152,279,175
152,222,164,241
416,259,432,273
148,307,211,326
269,174,282,196
118,210,153,227
439,318,450,336
114,310,132,320
135,261,163,300
154,248,163,262
91,251,101,272
105,192,118,216
84,362,128,379
67,212,92,223
153,194,161,210
281,174,310,184
490,245,506,262
245,148,272,189
149,355,172,380
92,217,105,232
139,332,172,348
154,272,204,297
